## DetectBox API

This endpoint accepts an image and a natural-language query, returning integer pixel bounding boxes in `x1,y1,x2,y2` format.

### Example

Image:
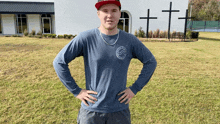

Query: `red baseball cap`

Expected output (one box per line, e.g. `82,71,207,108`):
95,0,121,10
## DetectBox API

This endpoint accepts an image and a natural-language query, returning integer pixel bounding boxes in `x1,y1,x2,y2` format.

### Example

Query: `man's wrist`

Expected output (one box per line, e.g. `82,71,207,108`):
73,88,82,97
128,86,138,95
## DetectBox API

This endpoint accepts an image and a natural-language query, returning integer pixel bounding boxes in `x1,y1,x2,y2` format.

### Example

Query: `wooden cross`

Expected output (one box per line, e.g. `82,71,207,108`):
162,2,180,39
140,9,157,38
178,9,194,41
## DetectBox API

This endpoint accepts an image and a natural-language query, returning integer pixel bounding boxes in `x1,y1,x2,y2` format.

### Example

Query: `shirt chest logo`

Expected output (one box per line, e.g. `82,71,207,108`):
116,46,127,60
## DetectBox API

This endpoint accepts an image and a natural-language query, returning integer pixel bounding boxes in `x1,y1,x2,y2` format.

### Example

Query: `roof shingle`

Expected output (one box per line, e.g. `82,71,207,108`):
0,1,54,14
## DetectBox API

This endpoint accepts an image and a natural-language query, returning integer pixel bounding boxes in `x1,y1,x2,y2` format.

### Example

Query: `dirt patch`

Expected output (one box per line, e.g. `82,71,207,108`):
0,43,44,52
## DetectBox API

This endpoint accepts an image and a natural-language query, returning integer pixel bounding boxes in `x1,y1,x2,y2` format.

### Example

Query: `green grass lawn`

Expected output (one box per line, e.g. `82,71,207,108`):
0,32,220,124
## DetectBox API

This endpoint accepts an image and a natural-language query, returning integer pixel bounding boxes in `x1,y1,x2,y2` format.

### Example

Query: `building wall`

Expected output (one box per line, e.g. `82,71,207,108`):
122,0,188,33
54,0,99,35
55,0,188,35
27,14,41,34
1,14,16,35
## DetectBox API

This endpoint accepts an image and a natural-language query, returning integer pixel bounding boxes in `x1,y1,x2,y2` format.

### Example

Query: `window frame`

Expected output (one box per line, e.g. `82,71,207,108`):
118,11,131,33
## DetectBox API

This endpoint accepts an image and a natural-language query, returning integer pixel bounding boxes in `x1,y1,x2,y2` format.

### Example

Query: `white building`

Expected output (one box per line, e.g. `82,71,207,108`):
0,0,55,35
55,0,189,35
0,0,189,36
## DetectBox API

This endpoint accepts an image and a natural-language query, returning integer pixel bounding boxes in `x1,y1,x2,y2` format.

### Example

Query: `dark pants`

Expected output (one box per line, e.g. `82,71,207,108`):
77,107,131,124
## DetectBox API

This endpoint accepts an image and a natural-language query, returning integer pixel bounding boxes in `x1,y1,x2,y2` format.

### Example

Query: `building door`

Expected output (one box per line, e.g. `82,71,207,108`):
16,14,27,34
42,17,51,34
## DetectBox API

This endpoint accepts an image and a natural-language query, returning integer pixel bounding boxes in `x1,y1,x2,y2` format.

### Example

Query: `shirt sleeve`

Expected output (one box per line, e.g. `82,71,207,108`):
53,36,84,97
129,37,157,95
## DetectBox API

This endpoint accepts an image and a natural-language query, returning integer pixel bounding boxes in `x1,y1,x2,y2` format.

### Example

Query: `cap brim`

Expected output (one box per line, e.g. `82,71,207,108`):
95,1,121,10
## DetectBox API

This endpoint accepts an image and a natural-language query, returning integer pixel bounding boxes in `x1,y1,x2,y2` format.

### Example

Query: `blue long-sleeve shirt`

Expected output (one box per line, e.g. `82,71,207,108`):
53,28,157,113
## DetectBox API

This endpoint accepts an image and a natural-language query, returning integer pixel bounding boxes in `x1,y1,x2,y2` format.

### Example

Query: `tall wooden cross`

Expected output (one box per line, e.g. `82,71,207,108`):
162,2,180,39
178,9,194,41
140,9,157,38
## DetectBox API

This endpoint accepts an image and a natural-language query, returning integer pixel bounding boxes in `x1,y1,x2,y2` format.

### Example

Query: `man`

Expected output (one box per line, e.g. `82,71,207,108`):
53,0,157,123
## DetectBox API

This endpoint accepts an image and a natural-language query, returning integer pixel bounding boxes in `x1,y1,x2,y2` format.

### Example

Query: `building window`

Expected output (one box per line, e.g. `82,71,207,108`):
0,14,2,34
41,14,51,34
118,11,130,33
16,14,27,34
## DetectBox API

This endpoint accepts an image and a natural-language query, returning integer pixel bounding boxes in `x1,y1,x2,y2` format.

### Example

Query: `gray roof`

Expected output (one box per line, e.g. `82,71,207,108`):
0,1,54,14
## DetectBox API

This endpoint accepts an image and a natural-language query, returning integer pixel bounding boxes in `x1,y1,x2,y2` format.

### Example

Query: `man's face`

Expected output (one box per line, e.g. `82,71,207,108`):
97,4,121,31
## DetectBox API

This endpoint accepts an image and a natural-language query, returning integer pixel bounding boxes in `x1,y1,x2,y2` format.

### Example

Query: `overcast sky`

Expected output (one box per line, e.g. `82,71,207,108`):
0,0,54,2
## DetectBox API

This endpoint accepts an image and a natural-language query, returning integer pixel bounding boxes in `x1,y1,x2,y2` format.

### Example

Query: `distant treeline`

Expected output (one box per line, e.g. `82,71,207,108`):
188,0,220,21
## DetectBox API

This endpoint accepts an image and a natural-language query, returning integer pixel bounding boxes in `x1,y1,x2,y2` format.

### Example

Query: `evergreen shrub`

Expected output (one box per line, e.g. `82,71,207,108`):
58,35,64,38
138,27,146,38
47,34,52,38
67,34,73,39
159,31,165,38
186,30,192,39
37,30,42,36
153,30,157,38
31,30,36,36
164,30,168,38
172,30,177,39
133,28,194,39
73,35,77,38
148,30,153,38
64,34,68,39
177,32,184,39
28,34,34,37
51,34,56,38
156,29,160,38
24,29,28,36
43,34,48,38
35,35,42,38
153,29,160,38
134,30,138,37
